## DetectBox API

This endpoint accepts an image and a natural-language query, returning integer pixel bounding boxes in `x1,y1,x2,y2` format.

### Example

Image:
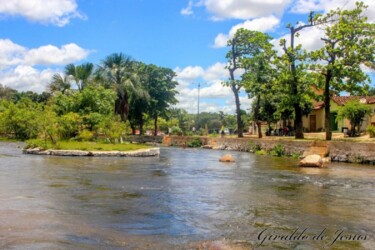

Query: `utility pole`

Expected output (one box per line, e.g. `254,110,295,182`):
197,82,200,130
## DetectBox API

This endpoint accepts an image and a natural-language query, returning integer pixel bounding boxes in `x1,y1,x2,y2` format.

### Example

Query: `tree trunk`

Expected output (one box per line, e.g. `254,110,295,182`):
116,93,129,122
254,95,262,138
256,122,262,138
139,116,143,135
153,114,158,136
232,85,243,137
324,70,332,140
294,105,304,139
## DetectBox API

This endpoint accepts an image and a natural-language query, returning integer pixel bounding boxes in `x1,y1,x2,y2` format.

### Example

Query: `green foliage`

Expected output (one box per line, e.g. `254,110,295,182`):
270,144,285,157
187,138,202,148
0,99,40,140
170,126,182,136
311,2,375,140
248,141,261,153
99,115,127,143
337,100,372,136
366,125,375,138
57,112,82,140
26,139,149,151
78,129,94,141
255,149,267,155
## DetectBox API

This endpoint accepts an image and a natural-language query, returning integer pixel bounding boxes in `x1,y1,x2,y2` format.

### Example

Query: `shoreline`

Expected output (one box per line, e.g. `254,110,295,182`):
23,147,160,157
162,136,375,165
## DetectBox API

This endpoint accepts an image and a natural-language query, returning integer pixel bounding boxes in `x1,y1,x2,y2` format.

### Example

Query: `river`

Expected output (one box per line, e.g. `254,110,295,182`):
0,142,374,249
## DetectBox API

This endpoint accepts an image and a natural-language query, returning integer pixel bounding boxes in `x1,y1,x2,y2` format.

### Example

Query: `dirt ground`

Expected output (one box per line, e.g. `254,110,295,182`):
243,132,375,142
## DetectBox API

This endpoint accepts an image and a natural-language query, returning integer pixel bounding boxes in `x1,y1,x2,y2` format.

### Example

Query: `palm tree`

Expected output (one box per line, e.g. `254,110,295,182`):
65,62,94,91
97,53,145,121
48,73,71,94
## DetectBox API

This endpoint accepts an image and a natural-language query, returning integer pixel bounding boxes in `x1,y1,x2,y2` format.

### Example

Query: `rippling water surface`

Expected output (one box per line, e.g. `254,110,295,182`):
0,142,374,249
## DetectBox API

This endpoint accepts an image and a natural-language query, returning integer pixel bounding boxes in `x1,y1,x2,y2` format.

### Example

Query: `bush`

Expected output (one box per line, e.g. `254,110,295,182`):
171,126,182,136
78,129,94,141
367,125,375,138
248,141,261,153
57,112,82,140
270,144,285,157
187,138,202,148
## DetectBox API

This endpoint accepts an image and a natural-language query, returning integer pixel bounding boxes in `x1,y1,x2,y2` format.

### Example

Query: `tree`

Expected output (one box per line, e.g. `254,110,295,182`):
48,74,71,94
337,100,372,136
0,84,17,100
65,63,94,91
143,64,178,136
311,2,375,140
241,31,275,138
225,28,272,137
279,12,317,139
97,53,141,121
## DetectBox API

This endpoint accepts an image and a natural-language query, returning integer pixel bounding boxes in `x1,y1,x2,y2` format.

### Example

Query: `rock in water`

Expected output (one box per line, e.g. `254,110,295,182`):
219,154,235,163
299,154,326,168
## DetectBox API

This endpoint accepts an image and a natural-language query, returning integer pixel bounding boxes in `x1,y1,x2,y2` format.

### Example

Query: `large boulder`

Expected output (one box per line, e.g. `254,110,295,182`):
219,154,235,163
299,154,327,168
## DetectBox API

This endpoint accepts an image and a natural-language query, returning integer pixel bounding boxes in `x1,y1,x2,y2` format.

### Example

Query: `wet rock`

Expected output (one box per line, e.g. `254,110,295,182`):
202,145,213,149
299,154,326,168
50,150,90,156
219,154,235,163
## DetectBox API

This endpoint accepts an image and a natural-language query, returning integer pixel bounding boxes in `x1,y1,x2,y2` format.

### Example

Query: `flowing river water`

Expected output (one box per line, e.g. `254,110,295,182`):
0,142,374,249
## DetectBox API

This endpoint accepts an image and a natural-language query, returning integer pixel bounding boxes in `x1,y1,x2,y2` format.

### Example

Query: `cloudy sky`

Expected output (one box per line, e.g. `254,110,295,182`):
0,0,374,113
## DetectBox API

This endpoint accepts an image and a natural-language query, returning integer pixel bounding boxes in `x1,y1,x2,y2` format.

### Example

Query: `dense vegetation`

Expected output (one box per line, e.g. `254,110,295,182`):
225,2,374,139
0,3,374,142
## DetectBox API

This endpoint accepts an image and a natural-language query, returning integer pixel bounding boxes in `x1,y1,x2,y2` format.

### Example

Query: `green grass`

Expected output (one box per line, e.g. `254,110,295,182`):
26,139,151,151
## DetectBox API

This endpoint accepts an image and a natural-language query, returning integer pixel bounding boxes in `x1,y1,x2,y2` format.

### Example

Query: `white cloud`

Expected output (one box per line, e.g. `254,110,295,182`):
174,62,249,113
0,39,26,69
0,39,90,92
24,43,90,66
174,66,205,81
0,0,85,26
0,65,58,93
291,0,375,22
181,0,194,16
203,0,291,20
213,15,280,48
272,26,325,55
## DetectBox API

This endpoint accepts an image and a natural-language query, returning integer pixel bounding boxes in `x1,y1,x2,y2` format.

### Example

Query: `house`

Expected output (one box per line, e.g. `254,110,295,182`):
302,96,375,132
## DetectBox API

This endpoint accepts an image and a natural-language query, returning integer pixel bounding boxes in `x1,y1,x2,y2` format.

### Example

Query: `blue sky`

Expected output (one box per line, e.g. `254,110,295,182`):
0,0,374,114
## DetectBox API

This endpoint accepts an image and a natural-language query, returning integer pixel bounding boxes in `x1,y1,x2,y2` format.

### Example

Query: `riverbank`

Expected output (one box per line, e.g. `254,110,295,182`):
23,140,159,157
163,136,375,165
23,147,160,157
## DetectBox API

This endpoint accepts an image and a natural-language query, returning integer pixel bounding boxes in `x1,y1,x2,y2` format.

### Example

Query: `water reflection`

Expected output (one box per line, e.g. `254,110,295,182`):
0,142,374,249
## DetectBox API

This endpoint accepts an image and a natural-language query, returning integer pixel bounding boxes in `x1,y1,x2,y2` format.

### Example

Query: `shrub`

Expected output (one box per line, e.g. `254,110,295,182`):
366,125,375,138
255,149,267,155
248,141,261,153
187,138,202,148
270,144,285,157
78,129,94,141
171,126,182,136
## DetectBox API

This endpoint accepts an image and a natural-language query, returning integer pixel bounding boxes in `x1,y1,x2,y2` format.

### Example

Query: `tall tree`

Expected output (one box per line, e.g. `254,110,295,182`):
97,53,140,121
225,28,272,137
311,2,375,140
279,12,318,139
144,65,178,136
242,32,275,138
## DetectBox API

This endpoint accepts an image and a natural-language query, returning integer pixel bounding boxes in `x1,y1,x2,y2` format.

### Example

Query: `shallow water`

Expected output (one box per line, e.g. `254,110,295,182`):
0,142,374,249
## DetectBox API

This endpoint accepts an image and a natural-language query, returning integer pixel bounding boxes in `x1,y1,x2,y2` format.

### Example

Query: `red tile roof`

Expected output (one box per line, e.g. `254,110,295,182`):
313,96,375,109
332,96,375,105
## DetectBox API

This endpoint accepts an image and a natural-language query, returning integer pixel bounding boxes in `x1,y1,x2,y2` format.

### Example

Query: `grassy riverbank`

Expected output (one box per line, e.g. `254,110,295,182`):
26,139,151,151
